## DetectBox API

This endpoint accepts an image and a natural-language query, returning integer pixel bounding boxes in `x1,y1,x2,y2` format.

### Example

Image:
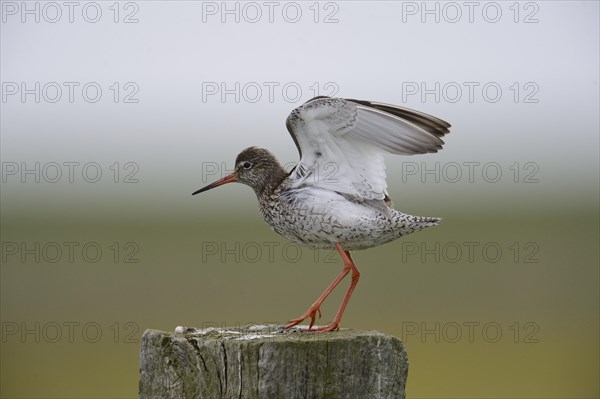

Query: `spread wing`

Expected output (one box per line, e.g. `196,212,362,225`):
285,96,450,203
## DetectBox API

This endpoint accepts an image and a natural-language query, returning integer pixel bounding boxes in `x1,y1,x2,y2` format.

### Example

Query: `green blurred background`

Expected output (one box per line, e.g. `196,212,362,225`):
1,1,599,398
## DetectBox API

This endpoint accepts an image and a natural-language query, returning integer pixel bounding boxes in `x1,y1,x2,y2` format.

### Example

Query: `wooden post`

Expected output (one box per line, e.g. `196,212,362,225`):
139,325,408,399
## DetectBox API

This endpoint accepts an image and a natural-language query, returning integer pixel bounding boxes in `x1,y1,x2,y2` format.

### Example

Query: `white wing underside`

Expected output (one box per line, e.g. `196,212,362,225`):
286,97,450,203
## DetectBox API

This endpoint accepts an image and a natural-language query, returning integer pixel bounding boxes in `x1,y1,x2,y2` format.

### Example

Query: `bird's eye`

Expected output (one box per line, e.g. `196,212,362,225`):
242,161,252,169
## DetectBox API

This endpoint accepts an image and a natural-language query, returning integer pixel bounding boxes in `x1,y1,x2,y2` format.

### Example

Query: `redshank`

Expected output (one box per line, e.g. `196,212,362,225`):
193,96,450,332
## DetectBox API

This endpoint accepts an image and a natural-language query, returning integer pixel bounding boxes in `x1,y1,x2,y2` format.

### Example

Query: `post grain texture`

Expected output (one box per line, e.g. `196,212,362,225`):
139,325,408,399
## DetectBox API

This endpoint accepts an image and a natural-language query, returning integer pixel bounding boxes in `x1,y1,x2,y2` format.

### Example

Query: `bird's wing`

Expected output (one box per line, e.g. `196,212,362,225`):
285,96,450,202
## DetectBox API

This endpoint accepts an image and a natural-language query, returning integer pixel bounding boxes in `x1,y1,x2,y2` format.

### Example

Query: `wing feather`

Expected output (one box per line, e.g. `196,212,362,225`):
285,97,451,202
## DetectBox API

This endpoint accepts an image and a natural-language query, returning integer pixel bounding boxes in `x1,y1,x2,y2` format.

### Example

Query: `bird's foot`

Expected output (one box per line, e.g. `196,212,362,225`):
284,305,322,330
306,321,339,332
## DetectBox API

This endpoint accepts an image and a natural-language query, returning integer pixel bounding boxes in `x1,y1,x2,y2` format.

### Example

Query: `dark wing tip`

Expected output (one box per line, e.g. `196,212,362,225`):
346,98,451,139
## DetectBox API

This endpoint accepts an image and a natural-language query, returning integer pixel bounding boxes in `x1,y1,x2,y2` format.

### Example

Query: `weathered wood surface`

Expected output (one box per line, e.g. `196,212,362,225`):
139,325,408,399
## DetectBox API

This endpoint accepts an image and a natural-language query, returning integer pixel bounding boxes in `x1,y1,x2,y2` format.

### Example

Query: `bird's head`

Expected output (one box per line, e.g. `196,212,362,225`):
193,147,285,197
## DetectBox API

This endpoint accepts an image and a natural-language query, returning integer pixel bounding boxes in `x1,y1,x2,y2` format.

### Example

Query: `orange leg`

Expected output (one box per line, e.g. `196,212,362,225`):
284,243,361,332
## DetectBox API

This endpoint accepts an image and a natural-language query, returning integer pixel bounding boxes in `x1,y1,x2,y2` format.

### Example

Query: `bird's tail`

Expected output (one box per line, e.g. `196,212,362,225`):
395,213,441,237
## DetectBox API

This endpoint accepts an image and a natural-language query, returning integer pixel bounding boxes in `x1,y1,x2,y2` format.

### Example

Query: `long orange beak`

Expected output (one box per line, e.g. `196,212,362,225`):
192,173,238,195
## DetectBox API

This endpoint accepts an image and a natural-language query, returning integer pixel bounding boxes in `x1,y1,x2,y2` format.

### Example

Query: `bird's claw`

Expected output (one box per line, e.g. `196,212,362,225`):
284,305,323,331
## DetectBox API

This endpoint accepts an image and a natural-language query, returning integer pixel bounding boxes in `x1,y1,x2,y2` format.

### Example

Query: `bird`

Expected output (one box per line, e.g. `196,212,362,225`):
193,96,450,332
